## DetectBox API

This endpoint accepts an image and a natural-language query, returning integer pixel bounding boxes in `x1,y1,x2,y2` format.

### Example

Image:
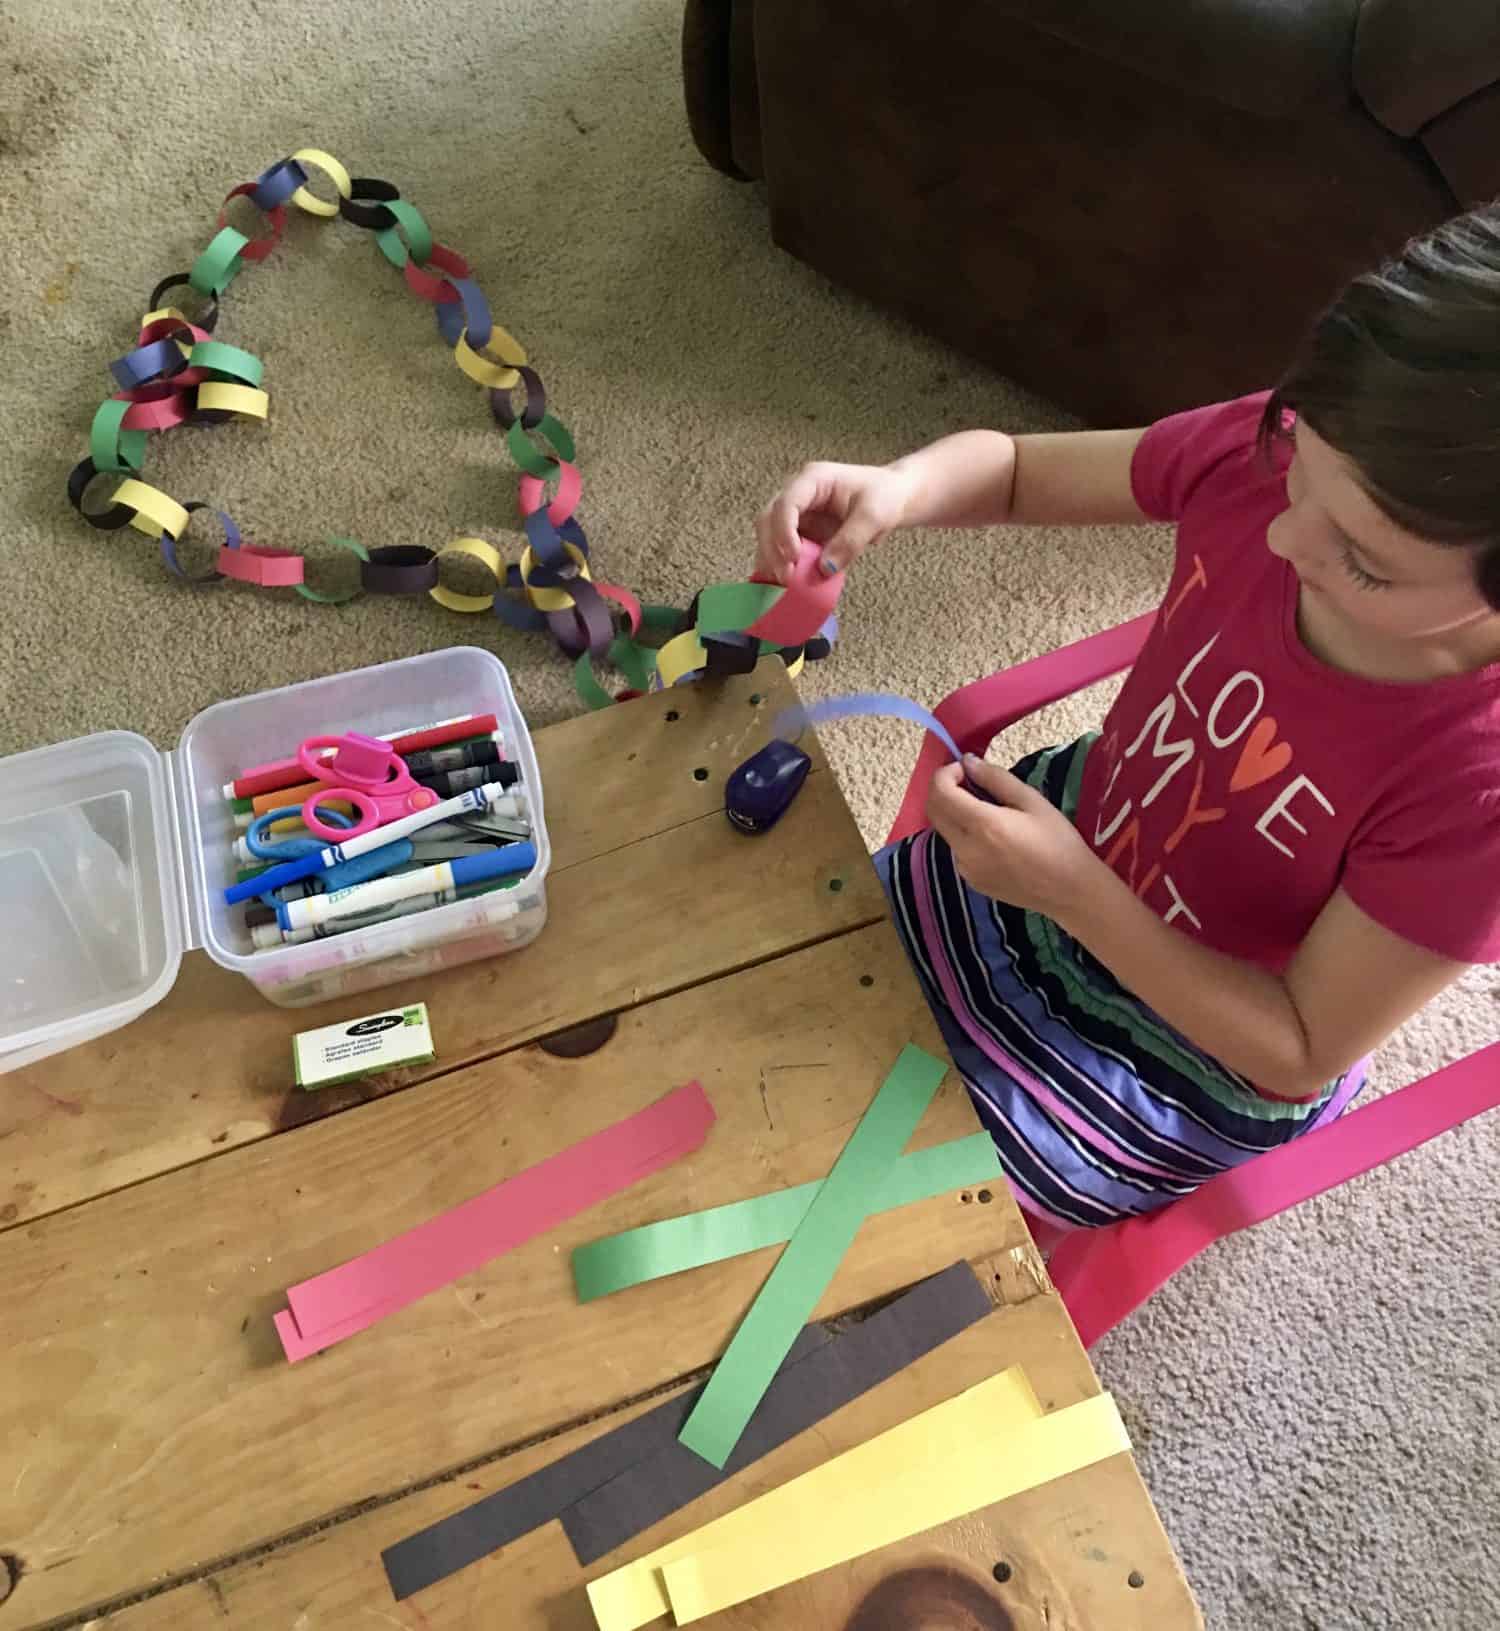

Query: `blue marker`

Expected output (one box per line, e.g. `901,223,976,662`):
223,783,527,906
276,843,537,933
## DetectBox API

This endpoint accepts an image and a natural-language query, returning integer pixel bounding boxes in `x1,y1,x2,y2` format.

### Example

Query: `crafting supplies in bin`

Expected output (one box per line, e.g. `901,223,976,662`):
0,648,549,1076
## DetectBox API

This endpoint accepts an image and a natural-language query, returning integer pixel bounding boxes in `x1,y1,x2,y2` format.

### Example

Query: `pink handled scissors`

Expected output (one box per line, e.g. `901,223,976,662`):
297,732,439,841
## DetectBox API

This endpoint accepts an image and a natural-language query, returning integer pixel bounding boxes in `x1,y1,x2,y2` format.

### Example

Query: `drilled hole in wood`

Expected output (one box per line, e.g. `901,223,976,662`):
664,709,680,722
748,692,763,705
977,1188,993,1204
828,877,844,893
992,1562,1012,1584
692,767,709,782
959,1192,972,1204
1128,1571,1145,1589
859,974,874,988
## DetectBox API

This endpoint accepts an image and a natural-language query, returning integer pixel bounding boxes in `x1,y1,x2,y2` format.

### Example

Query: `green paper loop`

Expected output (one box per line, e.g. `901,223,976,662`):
574,649,613,710
190,227,249,296
189,339,264,388
90,399,146,474
573,1132,1000,1302
507,412,575,479
677,1043,950,1469
695,581,782,636
294,535,369,605
374,200,434,269
610,633,657,692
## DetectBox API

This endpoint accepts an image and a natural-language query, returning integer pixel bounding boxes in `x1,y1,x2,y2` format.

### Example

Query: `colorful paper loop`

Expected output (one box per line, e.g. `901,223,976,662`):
218,543,306,587
339,176,401,231
195,381,269,420
294,535,368,604
429,536,504,613
518,456,581,526
677,1044,950,1470
146,274,219,332
89,400,146,474
67,458,135,529
518,539,591,611
743,536,846,646
137,306,214,351
112,382,193,432
112,477,190,540
251,157,309,211
188,339,264,387
361,544,439,594
573,1132,999,1303
374,198,434,266
490,364,546,431
275,1081,716,1362
506,412,575,479
189,226,249,297
288,147,352,217
218,182,287,262
775,693,963,761
454,323,528,390
161,502,236,584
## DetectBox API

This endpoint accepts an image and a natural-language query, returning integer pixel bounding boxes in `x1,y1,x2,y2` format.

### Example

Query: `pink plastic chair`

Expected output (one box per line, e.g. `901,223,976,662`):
886,615,1500,1348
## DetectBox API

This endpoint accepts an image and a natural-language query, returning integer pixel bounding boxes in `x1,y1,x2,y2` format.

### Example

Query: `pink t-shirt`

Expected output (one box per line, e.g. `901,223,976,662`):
1072,392,1500,969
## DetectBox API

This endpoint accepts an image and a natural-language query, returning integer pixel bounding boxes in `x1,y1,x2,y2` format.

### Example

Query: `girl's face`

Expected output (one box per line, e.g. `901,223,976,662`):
1269,421,1495,650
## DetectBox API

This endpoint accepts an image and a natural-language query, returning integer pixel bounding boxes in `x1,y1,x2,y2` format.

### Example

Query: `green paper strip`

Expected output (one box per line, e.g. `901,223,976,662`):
695,581,781,636
189,339,264,388
507,412,576,479
190,226,249,296
574,1132,999,1302
574,649,614,711
295,535,369,605
640,604,685,633
574,634,661,710
375,200,434,269
677,1043,949,1469
90,399,146,474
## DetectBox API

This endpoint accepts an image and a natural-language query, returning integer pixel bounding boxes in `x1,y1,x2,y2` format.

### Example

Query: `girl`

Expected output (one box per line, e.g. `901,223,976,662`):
754,206,1500,1239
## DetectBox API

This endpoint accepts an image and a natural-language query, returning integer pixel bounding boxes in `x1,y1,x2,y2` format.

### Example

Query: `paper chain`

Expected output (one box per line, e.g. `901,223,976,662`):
66,147,841,709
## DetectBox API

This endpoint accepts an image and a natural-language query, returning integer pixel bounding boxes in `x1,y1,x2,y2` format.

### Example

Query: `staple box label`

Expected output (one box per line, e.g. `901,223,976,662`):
293,1003,435,1089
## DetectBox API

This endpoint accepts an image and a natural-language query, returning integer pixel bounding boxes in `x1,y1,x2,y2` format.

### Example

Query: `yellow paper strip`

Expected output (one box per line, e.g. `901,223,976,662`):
112,478,189,540
196,382,269,420
586,1368,1046,1631
453,325,529,390
663,1392,1131,1626
520,540,591,612
653,629,707,690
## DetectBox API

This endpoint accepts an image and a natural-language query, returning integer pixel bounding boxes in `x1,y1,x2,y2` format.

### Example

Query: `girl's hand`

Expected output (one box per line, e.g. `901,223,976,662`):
926,755,1100,924
754,460,917,584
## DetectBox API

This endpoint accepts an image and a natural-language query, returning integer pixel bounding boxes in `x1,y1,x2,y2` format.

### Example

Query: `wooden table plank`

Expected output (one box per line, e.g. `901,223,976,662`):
91,1289,1201,1630
1,925,1029,1629
2,667,879,1233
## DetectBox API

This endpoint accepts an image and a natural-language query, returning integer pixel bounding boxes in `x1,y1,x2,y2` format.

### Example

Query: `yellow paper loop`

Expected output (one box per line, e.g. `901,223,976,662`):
289,147,352,217
139,308,199,360
430,536,504,614
112,478,190,540
519,540,591,612
453,323,529,390
654,628,708,689
196,382,270,421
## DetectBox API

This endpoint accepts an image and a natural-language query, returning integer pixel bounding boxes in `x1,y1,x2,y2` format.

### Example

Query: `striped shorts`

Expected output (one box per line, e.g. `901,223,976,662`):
874,737,1358,1229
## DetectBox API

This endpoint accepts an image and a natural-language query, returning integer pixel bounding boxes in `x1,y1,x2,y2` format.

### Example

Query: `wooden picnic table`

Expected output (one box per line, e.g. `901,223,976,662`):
1,661,1202,1630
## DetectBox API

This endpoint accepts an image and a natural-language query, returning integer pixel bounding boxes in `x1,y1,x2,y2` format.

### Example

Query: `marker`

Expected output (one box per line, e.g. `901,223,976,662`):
277,843,536,932
223,783,529,905
402,732,506,777
222,714,497,799
411,762,520,799
251,876,518,949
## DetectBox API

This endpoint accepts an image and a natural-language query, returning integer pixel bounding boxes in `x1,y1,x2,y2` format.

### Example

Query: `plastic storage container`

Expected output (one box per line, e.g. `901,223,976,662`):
0,647,549,1076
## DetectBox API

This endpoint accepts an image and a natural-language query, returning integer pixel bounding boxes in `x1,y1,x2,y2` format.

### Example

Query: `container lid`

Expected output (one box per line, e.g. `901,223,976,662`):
0,730,184,1075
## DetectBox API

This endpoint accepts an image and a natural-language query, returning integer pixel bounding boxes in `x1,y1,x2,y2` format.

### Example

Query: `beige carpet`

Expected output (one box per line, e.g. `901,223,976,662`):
3,0,1496,1624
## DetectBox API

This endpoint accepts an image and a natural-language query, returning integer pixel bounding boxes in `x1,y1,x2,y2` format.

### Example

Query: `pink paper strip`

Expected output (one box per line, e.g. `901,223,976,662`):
745,537,845,647
275,1081,715,1361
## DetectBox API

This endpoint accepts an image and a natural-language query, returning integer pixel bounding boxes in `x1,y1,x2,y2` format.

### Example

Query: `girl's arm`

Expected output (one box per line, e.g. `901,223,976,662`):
755,428,1150,580
930,758,1467,1100
889,427,1150,529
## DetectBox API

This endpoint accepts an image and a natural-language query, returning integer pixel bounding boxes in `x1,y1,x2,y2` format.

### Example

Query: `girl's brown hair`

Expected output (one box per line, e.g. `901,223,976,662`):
1261,204,1500,609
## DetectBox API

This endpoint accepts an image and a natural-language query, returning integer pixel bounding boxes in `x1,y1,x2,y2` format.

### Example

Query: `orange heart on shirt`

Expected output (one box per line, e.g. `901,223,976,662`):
1230,715,1292,792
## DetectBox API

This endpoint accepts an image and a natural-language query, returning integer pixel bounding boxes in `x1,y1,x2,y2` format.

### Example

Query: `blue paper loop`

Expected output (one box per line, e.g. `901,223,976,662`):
774,693,962,762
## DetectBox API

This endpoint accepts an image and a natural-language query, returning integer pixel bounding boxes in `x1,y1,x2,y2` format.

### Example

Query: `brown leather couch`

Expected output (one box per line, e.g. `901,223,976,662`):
683,0,1500,425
